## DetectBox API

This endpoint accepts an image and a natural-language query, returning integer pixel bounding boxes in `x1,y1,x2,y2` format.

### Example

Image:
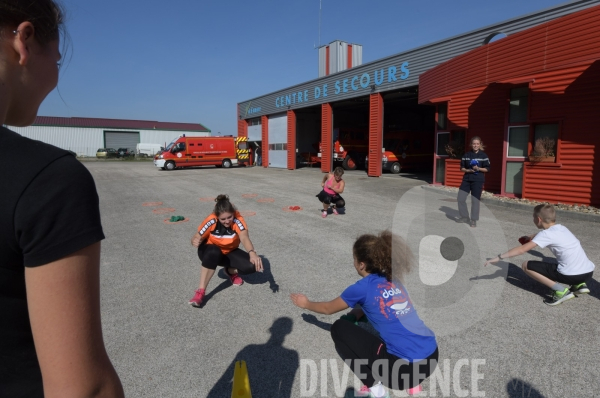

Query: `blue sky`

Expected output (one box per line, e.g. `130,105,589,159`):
40,0,570,135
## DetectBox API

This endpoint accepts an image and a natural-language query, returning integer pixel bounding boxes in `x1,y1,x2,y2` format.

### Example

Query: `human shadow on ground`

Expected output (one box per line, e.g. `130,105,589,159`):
439,205,465,222
506,378,546,397
207,317,299,398
301,313,332,332
241,255,279,292
198,280,231,308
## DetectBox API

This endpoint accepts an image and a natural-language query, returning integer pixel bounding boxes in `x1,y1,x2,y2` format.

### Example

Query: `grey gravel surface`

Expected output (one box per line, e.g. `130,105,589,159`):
87,162,600,398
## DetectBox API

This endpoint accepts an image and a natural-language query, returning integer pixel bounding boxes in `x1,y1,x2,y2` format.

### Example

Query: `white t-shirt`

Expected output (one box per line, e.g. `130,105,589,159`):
532,224,595,275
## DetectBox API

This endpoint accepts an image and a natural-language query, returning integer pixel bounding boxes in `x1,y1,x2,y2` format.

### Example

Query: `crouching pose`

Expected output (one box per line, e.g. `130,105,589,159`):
290,231,438,397
189,195,262,307
317,167,345,218
485,204,595,306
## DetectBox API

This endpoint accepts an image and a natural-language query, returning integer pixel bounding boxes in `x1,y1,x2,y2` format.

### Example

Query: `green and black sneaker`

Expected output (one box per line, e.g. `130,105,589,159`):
570,283,590,296
544,288,575,306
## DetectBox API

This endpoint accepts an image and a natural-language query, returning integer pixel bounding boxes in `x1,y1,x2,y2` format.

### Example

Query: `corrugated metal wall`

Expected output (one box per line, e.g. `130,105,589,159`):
321,104,332,172
420,5,600,206
238,119,247,138
420,3,600,103
7,126,209,157
287,110,296,170
368,94,383,177
522,61,600,206
240,0,599,119
444,159,463,187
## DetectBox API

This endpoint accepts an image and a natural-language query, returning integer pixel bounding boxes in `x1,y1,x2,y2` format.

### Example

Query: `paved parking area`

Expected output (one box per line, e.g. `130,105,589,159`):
87,162,600,397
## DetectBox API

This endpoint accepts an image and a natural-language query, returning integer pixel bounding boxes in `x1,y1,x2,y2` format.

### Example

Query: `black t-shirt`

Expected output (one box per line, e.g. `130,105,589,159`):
0,128,105,396
460,150,490,182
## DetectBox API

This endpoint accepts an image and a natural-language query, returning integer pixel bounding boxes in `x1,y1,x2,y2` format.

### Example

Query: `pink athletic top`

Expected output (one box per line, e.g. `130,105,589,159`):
324,175,341,195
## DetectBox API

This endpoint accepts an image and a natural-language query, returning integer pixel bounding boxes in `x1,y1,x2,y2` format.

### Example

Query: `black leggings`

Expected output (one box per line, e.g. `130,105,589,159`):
317,190,345,208
330,320,438,390
197,243,256,275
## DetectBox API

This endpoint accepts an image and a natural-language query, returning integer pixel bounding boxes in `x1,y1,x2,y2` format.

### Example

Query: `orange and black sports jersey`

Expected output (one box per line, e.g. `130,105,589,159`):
197,211,248,255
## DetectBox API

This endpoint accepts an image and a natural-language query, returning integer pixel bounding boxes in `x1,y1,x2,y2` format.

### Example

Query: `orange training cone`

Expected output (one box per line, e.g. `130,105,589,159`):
231,360,252,398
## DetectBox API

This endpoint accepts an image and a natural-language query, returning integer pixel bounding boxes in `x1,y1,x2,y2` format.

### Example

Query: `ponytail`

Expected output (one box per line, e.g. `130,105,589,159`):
353,230,413,282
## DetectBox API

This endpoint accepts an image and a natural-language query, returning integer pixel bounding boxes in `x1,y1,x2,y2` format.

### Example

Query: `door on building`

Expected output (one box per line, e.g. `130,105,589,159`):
104,131,140,153
267,113,288,168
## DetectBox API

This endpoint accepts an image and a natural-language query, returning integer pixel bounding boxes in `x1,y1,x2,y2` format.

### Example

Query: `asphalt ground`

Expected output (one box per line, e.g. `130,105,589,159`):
86,162,600,398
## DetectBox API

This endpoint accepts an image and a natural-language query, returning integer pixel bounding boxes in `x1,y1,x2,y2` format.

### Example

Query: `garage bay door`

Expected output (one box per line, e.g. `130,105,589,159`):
104,131,140,151
267,113,288,168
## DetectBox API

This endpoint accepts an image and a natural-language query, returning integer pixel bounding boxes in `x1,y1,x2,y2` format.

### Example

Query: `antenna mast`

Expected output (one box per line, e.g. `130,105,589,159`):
318,0,322,47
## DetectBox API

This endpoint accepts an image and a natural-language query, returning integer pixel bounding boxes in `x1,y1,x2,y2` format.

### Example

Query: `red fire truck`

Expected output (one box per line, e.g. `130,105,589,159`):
154,135,249,170
301,128,368,170
365,131,433,173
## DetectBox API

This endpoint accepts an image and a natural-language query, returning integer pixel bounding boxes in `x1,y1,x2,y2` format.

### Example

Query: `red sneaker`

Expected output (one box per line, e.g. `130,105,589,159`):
355,385,370,397
332,208,339,215
321,210,327,218
188,289,205,307
226,271,244,286
407,384,422,395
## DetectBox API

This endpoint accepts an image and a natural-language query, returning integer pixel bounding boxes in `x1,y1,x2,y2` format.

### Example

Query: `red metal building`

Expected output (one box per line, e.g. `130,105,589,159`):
419,5,600,206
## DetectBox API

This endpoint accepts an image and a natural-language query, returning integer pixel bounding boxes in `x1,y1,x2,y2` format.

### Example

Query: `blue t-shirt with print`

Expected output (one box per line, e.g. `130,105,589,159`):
341,273,437,362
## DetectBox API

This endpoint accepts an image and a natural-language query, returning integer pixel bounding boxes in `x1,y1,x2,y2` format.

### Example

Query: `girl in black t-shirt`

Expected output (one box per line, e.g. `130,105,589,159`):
0,2,123,396
456,136,490,228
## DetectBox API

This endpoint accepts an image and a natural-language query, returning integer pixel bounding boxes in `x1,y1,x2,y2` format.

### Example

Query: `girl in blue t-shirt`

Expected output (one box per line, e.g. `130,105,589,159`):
290,231,438,397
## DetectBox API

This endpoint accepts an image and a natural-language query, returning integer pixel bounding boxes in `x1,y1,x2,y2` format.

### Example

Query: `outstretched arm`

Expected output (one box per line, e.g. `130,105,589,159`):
484,240,538,266
290,294,348,315
25,242,124,398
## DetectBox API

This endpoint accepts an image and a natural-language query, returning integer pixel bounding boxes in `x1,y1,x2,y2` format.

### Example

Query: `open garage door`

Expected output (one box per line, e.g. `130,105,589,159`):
267,113,287,168
104,131,140,151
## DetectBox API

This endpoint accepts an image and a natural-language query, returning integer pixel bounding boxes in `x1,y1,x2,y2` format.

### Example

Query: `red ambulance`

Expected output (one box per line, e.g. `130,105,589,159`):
154,135,249,170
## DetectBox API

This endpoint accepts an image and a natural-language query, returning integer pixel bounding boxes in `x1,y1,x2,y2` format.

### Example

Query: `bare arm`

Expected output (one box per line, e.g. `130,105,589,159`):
238,229,263,272
321,174,331,187
484,240,538,266
191,231,203,247
331,180,345,194
290,294,349,315
25,242,124,398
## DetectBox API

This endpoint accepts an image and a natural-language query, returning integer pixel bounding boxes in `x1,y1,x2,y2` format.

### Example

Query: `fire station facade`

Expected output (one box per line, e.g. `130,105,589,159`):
237,0,600,207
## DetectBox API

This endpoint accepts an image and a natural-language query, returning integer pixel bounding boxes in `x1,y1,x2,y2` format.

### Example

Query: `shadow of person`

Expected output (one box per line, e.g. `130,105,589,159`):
502,263,549,299
438,205,463,221
241,255,279,292
198,279,231,308
506,378,546,397
301,313,331,332
207,317,299,398
585,277,600,300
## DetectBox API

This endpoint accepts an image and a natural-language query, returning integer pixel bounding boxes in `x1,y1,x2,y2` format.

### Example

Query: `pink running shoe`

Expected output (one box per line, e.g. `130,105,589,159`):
407,384,422,395
332,207,339,215
355,385,370,397
321,210,327,218
188,289,205,307
226,270,244,286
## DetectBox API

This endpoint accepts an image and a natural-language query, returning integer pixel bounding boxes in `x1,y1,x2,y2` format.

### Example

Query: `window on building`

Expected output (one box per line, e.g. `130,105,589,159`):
437,103,447,130
532,123,558,157
509,87,529,123
436,132,450,156
507,126,529,157
249,118,261,126
505,162,524,195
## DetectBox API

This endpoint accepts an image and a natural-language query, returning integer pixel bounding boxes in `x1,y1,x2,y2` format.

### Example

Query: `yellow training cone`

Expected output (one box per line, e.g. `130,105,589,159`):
231,360,252,398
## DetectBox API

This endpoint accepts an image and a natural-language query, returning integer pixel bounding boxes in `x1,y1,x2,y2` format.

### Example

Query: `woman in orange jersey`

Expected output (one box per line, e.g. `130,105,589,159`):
188,194,263,307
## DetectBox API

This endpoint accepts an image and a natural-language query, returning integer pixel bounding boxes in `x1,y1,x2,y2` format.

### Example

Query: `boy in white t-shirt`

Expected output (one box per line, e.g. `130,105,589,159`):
485,204,595,306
